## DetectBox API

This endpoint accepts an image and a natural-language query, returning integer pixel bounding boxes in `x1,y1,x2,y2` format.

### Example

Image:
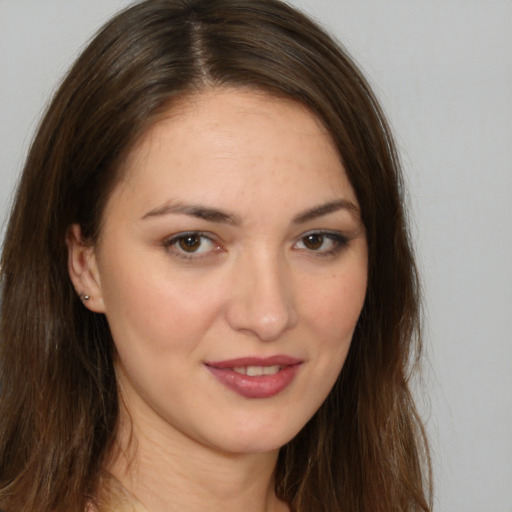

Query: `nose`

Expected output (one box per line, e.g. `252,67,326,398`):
225,252,298,341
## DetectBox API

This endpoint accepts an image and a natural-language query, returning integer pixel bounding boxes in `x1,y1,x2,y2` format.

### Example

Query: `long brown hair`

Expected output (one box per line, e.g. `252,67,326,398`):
0,1,431,511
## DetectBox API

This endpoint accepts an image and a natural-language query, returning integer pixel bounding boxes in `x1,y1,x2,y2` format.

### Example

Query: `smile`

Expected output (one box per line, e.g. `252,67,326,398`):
233,365,281,376
205,356,302,399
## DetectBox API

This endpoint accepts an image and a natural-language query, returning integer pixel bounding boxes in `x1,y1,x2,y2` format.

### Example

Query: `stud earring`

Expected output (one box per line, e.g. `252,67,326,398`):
80,294,90,301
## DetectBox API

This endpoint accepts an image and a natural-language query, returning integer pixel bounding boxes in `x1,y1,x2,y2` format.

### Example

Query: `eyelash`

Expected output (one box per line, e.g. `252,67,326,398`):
163,232,221,260
293,231,349,258
163,230,349,260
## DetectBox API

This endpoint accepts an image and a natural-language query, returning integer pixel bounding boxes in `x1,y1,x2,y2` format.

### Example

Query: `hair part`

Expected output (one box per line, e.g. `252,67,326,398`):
0,1,431,511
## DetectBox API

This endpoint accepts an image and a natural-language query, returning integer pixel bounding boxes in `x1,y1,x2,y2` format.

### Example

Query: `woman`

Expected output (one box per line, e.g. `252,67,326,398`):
0,0,431,511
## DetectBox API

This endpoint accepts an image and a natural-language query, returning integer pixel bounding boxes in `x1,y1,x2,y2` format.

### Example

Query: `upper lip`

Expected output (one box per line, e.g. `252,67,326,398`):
205,355,303,368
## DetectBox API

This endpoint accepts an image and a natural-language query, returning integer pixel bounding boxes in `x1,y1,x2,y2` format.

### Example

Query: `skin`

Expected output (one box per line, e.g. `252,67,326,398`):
68,88,368,512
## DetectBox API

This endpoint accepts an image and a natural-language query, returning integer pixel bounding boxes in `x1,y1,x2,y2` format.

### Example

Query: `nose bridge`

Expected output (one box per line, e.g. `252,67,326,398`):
226,246,297,341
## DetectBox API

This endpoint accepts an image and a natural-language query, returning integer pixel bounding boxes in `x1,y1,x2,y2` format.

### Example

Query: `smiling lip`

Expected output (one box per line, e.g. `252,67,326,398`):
205,356,303,399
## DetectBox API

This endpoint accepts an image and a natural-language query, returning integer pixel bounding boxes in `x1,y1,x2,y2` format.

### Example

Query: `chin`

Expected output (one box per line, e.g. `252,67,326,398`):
208,416,307,456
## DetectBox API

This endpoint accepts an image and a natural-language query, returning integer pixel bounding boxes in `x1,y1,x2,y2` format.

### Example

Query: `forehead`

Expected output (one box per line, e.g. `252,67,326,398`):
104,88,357,222
130,89,335,161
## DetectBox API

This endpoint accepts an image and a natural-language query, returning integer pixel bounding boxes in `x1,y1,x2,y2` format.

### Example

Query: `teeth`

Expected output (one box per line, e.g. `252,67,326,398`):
247,366,262,377
262,365,281,375
232,365,281,376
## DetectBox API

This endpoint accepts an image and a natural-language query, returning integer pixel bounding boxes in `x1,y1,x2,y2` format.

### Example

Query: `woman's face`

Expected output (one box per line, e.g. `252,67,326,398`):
74,89,367,454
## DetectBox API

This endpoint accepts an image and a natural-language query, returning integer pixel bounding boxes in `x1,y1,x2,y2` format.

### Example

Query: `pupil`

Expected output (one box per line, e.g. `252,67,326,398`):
304,234,323,250
179,235,200,252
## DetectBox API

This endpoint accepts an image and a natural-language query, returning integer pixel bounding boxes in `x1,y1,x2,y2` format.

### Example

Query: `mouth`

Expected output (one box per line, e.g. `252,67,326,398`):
232,365,282,376
204,356,303,399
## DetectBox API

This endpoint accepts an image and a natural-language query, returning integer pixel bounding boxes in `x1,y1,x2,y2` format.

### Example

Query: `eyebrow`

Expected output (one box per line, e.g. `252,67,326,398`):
141,202,241,225
141,199,359,225
291,199,359,224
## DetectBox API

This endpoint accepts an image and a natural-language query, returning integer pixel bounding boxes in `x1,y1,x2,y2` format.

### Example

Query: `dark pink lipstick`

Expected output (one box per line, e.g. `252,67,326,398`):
205,356,302,399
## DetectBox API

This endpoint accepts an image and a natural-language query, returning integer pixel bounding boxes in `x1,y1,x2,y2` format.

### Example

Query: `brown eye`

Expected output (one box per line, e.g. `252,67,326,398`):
302,233,324,250
166,232,219,258
178,234,202,252
294,231,348,256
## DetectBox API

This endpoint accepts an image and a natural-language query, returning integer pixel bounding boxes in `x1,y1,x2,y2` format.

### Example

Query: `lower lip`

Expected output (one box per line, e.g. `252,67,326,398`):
205,364,301,399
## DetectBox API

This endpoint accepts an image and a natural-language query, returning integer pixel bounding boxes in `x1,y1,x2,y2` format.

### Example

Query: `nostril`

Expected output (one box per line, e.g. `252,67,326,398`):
225,286,297,341
224,256,298,341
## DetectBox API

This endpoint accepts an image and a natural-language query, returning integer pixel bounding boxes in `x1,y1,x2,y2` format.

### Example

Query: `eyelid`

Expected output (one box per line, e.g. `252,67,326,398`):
293,230,349,256
162,229,350,261
163,231,223,260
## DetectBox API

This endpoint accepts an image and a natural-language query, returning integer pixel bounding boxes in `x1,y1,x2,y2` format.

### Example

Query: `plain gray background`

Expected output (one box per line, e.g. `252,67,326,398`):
1,1,511,510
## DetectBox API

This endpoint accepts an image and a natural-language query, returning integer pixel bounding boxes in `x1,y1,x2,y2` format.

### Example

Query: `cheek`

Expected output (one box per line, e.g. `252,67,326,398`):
302,263,367,368
99,253,228,359
282,264,367,431
305,267,367,333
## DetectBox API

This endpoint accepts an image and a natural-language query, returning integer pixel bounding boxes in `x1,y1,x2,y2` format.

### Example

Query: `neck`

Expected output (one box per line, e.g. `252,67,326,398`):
103,401,288,512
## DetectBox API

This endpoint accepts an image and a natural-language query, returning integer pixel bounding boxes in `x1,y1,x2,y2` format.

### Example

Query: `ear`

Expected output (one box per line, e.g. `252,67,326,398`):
66,224,106,313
